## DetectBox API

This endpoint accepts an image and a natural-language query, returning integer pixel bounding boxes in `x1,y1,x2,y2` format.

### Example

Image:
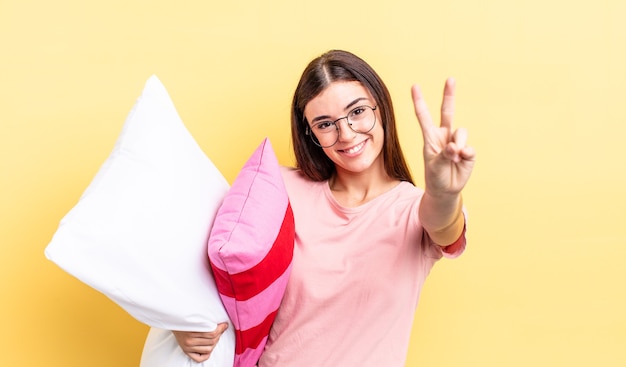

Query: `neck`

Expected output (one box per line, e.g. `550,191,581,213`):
329,166,400,208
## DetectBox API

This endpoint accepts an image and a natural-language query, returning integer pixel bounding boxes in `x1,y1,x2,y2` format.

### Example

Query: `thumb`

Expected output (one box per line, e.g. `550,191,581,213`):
216,322,229,334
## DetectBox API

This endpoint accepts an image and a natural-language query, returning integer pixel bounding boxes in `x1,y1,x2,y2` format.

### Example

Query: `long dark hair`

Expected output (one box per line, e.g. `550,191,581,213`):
291,50,414,184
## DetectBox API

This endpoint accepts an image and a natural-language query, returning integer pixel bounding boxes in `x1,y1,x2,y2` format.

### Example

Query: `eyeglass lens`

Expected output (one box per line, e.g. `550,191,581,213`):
309,106,377,148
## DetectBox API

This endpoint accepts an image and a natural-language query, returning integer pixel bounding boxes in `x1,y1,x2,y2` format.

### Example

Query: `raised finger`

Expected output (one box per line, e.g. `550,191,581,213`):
411,84,434,135
440,78,456,130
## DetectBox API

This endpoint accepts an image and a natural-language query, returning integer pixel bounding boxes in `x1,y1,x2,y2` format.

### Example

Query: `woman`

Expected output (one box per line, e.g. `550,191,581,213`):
175,49,476,366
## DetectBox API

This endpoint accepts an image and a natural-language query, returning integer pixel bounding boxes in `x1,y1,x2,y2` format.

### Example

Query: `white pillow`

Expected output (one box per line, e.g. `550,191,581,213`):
140,327,234,367
44,75,236,362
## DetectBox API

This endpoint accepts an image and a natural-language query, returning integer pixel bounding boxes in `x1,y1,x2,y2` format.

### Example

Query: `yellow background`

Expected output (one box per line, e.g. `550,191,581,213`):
1,0,624,366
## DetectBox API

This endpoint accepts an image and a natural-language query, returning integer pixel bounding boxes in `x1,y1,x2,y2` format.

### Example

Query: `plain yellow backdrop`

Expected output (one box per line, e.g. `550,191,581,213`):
1,0,625,366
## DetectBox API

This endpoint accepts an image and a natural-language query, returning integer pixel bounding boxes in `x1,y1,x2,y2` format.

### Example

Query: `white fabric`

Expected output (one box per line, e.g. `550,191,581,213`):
140,328,234,367
44,76,235,364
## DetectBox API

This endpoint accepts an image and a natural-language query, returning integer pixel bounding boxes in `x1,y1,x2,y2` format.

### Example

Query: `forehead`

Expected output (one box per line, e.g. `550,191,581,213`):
304,81,374,118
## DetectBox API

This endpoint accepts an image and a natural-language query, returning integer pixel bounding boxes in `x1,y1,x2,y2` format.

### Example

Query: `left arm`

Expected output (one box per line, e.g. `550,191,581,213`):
412,78,476,246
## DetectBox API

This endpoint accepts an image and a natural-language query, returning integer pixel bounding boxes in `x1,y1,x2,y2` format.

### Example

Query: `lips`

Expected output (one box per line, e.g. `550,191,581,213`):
339,139,367,155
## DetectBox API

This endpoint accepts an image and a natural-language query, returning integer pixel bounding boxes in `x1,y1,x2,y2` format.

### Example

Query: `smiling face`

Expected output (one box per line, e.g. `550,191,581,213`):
303,81,385,177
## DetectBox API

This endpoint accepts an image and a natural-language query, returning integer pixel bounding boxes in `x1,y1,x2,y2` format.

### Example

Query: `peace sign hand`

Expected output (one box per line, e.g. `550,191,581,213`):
412,78,476,197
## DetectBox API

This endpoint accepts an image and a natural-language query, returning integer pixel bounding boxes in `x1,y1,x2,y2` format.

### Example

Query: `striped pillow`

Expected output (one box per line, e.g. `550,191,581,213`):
208,138,294,367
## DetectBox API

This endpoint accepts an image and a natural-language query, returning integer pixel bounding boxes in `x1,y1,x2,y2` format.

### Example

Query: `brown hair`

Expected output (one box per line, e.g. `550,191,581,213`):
291,50,414,184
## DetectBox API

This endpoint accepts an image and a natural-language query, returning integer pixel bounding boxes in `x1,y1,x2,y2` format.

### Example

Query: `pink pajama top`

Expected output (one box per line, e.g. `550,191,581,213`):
258,168,466,367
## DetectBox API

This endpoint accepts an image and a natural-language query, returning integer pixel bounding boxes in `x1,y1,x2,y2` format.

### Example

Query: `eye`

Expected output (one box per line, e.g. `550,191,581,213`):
315,121,335,131
349,106,367,118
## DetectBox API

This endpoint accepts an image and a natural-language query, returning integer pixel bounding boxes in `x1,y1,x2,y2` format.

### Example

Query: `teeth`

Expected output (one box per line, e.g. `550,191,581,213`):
345,141,365,154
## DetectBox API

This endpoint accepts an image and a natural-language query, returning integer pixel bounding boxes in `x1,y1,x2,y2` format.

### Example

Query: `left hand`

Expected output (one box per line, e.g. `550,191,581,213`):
411,78,476,196
172,322,229,363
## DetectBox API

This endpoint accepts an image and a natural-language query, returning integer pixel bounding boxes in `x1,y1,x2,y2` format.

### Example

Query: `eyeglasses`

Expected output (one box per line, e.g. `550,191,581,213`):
305,105,378,148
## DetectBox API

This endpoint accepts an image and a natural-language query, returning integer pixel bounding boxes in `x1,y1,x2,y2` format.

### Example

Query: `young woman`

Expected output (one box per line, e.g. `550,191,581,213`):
174,49,476,366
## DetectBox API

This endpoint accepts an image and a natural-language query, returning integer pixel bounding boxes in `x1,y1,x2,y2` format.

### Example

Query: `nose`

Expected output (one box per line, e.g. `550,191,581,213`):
336,118,356,142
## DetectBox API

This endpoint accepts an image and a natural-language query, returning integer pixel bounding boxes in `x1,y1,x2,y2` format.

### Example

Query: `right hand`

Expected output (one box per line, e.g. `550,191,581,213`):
411,78,475,197
172,322,229,363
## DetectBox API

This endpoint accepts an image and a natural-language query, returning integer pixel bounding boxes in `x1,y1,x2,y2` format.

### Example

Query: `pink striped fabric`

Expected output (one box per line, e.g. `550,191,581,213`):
208,138,294,367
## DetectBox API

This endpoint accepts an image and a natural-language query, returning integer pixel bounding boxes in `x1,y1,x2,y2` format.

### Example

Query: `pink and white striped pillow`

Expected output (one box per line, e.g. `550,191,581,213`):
208,138,294,367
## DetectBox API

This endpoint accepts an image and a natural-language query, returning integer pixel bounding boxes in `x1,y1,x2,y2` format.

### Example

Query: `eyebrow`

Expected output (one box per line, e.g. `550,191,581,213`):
309,97,370,124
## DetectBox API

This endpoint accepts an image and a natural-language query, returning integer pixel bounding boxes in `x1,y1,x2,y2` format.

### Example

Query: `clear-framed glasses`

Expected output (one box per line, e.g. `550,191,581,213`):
305,105,378,148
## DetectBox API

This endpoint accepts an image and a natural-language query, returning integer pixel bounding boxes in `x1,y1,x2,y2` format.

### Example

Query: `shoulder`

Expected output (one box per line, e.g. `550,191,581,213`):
280,166,305,185
280,166,320,186
279,165,301,179
388,181,424,204
279,166,330,215
280,166,325,194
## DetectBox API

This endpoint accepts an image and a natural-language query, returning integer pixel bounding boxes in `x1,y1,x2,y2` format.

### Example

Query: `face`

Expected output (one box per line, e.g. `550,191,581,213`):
304,81,385,176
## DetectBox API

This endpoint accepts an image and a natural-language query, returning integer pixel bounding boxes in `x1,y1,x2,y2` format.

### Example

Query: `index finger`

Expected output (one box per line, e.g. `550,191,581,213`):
440,77,456,130
411,84,434,135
